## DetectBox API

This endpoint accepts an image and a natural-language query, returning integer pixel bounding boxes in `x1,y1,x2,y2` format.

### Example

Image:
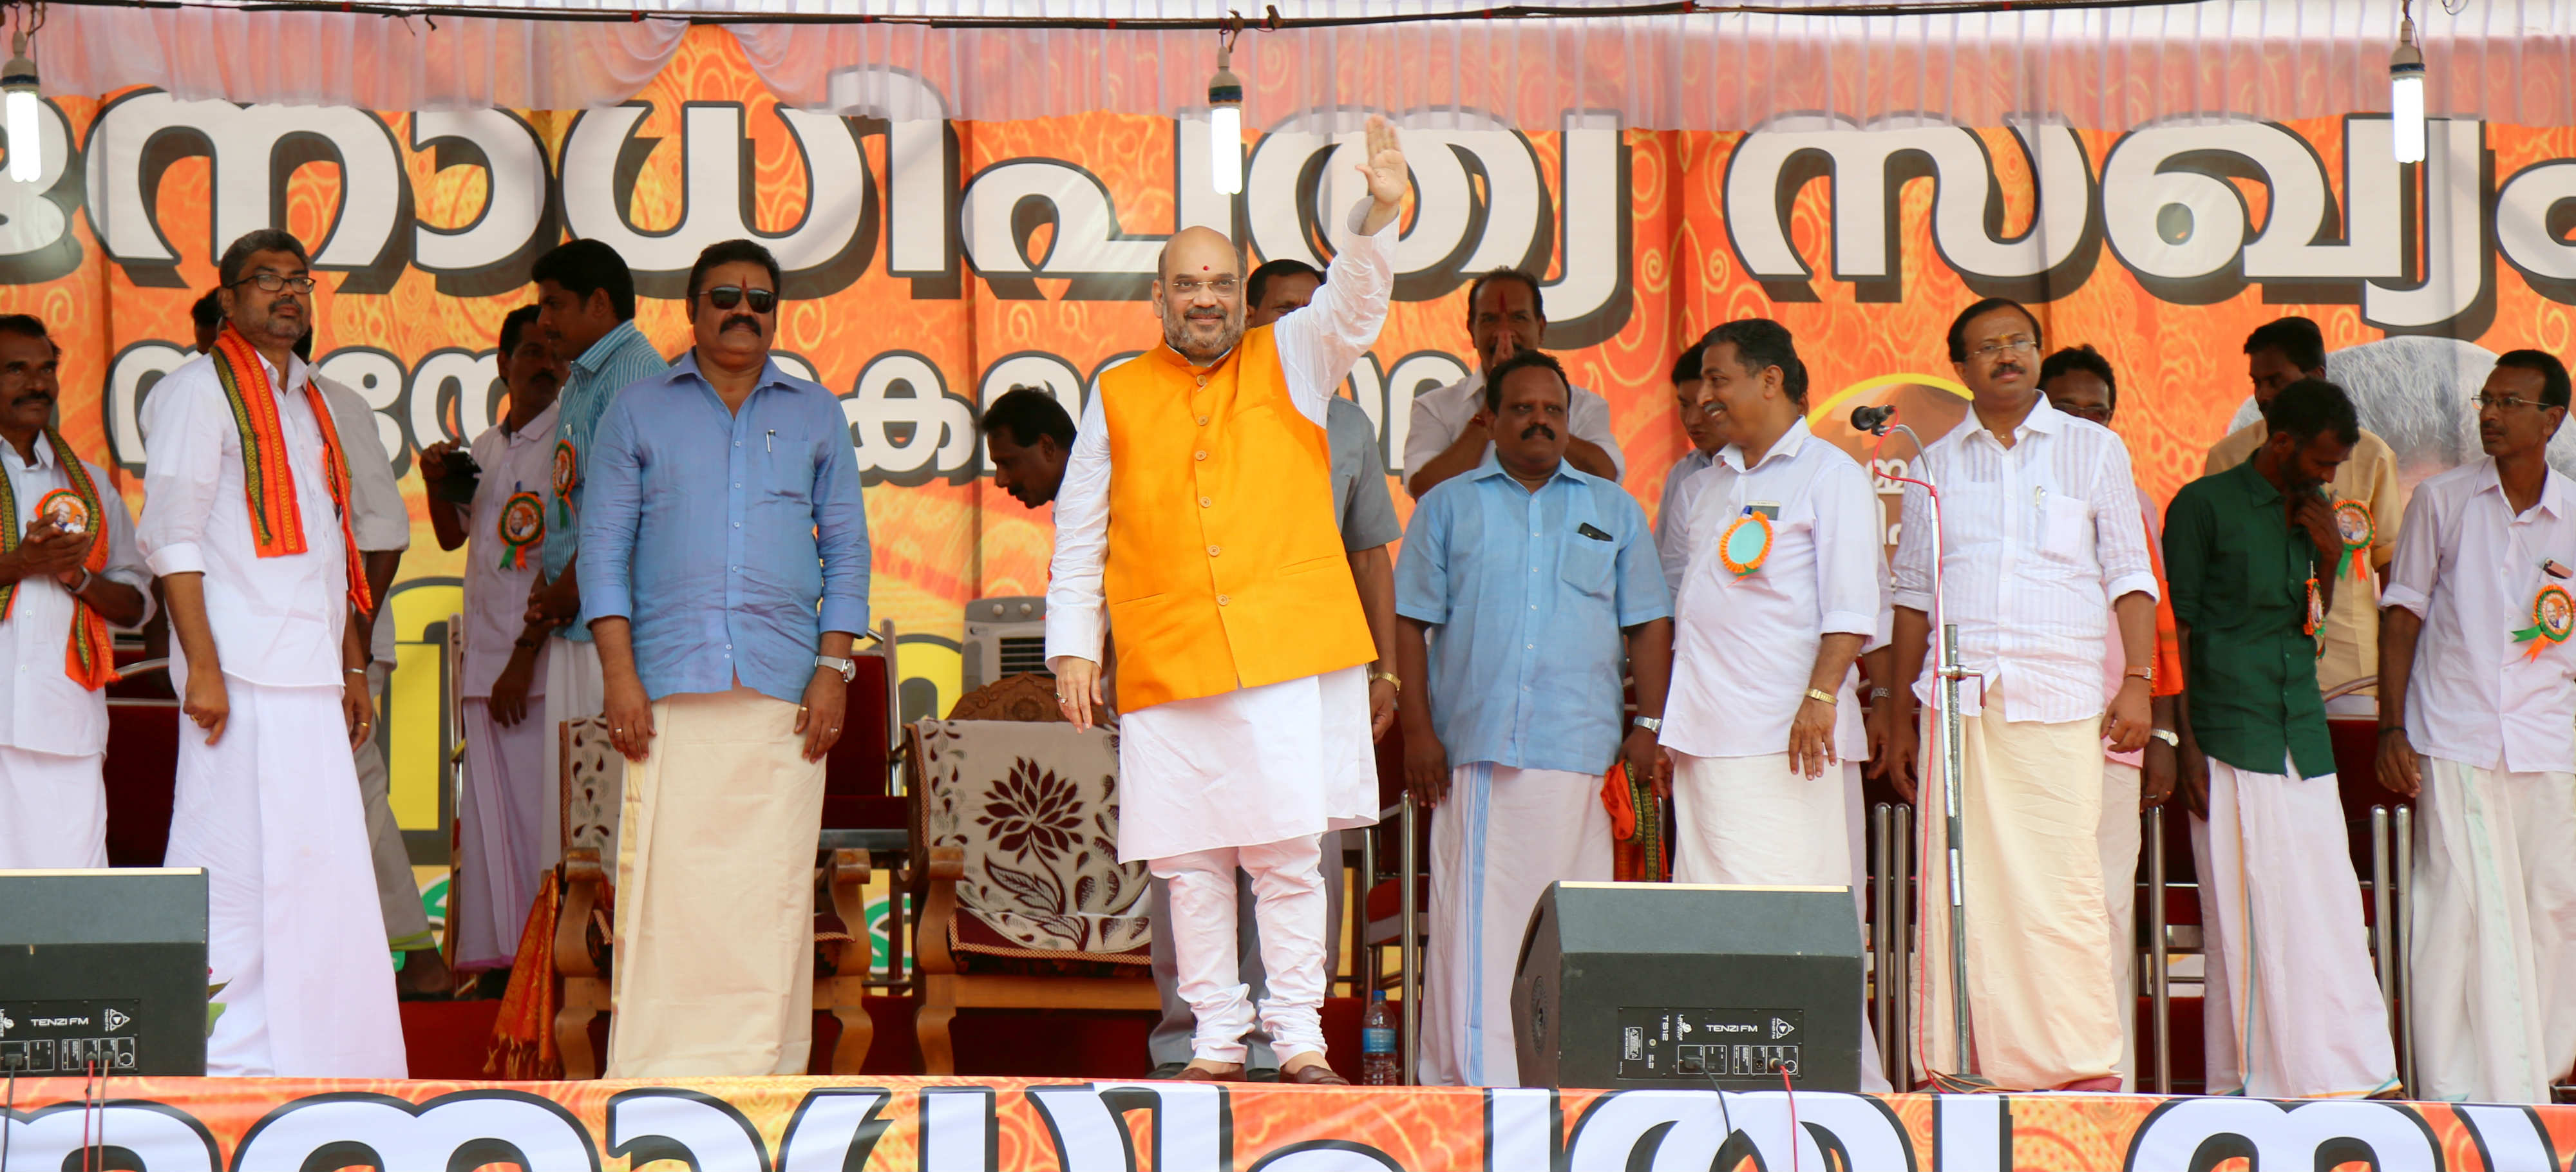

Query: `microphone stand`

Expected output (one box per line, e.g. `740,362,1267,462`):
1857,414,1975,1082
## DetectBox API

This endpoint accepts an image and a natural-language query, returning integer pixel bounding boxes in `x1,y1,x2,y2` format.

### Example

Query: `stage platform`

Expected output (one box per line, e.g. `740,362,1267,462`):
3,1074,2570,1171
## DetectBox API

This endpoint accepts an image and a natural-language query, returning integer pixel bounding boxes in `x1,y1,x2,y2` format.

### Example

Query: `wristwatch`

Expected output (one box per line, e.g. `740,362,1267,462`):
2124,665,2155,686
815,654,857,683
2148,728,2180,748
1632,715,1662,733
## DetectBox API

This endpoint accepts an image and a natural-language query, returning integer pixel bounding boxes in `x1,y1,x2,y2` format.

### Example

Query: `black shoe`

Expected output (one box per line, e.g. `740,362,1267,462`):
1147,1062,1192,1080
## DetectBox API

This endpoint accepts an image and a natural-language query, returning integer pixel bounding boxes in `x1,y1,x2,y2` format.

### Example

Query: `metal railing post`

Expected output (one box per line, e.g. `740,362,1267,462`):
2146,804,2170,1095
1400,794,1421,1085
2371,806,2396,1039
2395,804,2417,1094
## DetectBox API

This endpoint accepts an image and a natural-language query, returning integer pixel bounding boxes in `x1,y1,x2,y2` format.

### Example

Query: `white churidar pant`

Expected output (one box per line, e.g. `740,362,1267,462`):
1421,762,1612,1088
2409,755,2576,1103
605,687,827,1078
1151,835,1330,1064
164,670,407,1077
1911,699,2123,1090
2201,754,2398,1099
2099,760,2142,1091
1670,752,1892,1092
0,746,106,869
453,696,549,971
538,636,605,858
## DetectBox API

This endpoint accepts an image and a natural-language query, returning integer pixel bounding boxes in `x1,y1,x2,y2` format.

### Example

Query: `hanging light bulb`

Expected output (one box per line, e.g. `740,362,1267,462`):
1207,35,1244,196
2,28,38,184
2390,6,2426,165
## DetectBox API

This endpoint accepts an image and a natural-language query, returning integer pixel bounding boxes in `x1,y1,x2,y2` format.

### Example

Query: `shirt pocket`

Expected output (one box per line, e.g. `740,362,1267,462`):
2040,492,2095,566
1560,529,1616,598
763,437,824,505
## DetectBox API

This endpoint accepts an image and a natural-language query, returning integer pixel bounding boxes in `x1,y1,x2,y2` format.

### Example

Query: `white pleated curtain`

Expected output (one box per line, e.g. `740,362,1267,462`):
29,0,2576,131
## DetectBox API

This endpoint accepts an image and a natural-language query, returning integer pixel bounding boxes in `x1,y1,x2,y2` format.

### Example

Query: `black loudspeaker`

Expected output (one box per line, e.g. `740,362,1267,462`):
1512,881,1862,1091
0,869,209,1076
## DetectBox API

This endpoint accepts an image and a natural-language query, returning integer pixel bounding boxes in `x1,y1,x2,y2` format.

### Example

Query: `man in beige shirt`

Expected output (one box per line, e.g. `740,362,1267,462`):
2202,316,2400,714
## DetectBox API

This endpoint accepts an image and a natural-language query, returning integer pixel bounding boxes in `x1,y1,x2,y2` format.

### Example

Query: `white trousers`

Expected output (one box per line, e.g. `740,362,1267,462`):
355,660,432,950
1670,753,1891,1092
605,688,826,1079
0,745,106,869
454,696,548,971
1150,835,1331,1064
539,636,605,859
2409,755,2576,1103
2202,755,2398,1099
1421,763,1611,1087
164,670,406,1077
2099,761,2142,1091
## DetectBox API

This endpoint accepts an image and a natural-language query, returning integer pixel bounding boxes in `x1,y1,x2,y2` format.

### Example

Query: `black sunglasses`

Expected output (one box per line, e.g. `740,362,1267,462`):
697,285,777,314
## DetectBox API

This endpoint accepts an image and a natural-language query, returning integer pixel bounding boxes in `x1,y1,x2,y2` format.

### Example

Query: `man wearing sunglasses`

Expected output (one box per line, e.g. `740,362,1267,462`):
526,240,668,835
1046,114,1412,1086
137,229,406,1077
1882,297,2159,1093
580,239,870,1077
2379,350,2576,1104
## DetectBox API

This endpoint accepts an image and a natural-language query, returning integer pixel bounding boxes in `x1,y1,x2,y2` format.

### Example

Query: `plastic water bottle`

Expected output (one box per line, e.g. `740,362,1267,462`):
1361,990,1399,1085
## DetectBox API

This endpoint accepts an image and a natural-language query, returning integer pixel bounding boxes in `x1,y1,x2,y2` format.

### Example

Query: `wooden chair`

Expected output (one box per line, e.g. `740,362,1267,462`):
904,673,1157,1074
551,711,880,1079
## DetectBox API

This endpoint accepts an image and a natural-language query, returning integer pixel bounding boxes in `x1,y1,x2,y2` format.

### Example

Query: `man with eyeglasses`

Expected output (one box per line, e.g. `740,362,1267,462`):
526,239,668,830
137,229,406,1076
1883,298,2159,1092
2037,343,2186,1091
581,239,869,1077
1047,115,1412,1086
2165,377,2397,1099
2205,317,2401,716
2377,350,2576,1104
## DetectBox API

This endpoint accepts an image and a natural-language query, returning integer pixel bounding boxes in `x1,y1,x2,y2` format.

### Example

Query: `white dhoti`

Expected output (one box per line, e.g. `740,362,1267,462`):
2188,811,2241,1093
2202,755,2398,1099
605,686,826,1078
2409,756,2576,1103
453,696,549,971
164,670,406,1077
1671,753,1891,1092
1912,702,2123,1090
1121,665,1377,1066
1421,762,1612,1087
2098,761,2143,1090
538,636,605,856
0,746,106,869
355,660,432,952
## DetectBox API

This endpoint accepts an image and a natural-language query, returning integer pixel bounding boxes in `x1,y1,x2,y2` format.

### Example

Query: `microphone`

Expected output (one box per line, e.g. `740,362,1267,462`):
1849,404,1897,435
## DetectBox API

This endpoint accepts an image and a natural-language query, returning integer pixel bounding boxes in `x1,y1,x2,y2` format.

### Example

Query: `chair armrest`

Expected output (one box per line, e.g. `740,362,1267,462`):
556,850,607,979
915,845,965,976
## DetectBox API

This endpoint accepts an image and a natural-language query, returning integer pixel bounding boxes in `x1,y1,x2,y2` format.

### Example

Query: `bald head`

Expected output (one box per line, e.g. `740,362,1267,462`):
1153,227,1249,365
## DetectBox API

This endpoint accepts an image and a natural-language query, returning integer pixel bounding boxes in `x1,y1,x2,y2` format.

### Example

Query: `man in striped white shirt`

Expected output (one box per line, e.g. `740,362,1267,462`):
1884,298,2161,1092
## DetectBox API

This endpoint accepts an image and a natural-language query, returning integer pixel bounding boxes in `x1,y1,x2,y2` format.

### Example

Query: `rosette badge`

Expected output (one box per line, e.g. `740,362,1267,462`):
2515,584,2575,661
498,491,545,569
36,488,89,536
1718,511,1774,578
2331,499,2374,580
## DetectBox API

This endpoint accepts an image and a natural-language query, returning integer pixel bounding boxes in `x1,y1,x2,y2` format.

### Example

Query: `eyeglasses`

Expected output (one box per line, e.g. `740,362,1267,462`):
2474,393,2548,411
1971,337,2038,361
231,274,316,294
2052,401,2113,424
1166,276,1240,298
697,285,777,314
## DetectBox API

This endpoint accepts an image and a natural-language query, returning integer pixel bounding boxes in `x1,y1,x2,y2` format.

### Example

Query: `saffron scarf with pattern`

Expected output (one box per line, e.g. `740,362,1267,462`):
209,325,374,615
0,431,117,689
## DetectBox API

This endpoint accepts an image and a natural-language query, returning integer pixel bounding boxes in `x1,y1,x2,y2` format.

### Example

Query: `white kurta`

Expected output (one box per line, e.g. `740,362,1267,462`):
137,346,405,1078
0,436,151,870
1043,199,1396,864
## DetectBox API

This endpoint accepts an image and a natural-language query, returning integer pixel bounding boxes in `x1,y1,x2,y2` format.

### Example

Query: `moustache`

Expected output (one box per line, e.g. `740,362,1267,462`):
11,392,53,408
1991,363,2024,379
1519,424,1557,440
721,314,762,334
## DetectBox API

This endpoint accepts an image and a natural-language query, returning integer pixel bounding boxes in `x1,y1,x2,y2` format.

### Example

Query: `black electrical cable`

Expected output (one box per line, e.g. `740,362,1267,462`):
1,0,2211,30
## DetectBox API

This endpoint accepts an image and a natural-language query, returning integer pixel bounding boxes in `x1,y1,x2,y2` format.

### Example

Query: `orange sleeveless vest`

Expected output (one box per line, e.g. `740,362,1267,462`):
1097,328,1376,712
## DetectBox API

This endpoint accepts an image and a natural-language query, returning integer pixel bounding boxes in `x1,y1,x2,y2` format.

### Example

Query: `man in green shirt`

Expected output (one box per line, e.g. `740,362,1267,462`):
2164,378,2400,1100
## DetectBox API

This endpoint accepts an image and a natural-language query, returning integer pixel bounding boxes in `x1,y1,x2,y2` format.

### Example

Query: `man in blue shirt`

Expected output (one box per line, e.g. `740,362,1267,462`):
526,239,669,813
1394,348,1673,1087
580,239,871,1077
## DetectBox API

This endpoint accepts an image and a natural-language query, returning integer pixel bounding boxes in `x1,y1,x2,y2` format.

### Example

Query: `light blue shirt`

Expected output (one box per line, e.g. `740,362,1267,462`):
1396,450,1671,774
544,319,670,640
578,352,871,704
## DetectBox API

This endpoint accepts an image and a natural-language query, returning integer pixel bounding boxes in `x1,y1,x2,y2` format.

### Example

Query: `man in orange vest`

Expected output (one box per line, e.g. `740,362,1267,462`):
1046,114,1412,1086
